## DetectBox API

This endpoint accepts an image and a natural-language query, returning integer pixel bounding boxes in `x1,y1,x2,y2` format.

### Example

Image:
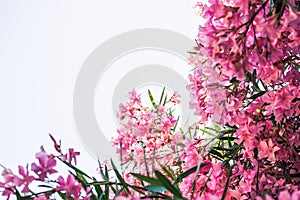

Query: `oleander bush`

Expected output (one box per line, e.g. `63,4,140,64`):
1,0,300,199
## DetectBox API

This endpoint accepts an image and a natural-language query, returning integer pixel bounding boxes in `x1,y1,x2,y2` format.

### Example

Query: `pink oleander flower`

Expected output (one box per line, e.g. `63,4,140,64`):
193,1,204,16
66,148,80,165
278,190,300,200
258,139,280,162
56,174,83,199
14,164,35,193
128,89,141,105
31,147,57,180
169,91,181,104
0,168,18,200
188,1,300,198
112,89,179,171
273,87,294,111
255,15,281,43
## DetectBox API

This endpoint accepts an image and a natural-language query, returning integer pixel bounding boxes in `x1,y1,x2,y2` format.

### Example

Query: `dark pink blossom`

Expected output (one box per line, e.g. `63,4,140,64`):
31,147,57,180
56,175,83,199
14,164,35,193
0,169,18,200
66,148,80,165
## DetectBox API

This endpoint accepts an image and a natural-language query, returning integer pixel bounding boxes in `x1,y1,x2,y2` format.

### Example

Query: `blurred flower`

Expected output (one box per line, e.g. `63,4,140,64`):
31,147,57,180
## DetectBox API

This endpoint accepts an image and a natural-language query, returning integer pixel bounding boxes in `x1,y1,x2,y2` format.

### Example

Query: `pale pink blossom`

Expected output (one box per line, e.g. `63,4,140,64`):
258,139,280,162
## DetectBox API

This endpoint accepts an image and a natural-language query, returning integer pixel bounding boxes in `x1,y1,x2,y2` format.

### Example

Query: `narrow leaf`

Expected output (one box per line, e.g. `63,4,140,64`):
148,90,157,109
160,165,175,181
144,185,167,193
221,166,233,200
155,170,182,198
209,148,224,159
130,173,161,185
249,91,267,100
111,159,130,194
159,87,166,105
57,157,91,179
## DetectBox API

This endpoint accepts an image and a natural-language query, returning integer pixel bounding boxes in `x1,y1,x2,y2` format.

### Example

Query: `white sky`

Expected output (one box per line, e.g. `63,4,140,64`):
0,0,200,179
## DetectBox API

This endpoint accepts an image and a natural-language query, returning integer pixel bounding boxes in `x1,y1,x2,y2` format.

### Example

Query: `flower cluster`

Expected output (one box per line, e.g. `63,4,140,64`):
186,0,300,199
0,140,88,200
111,89,181,172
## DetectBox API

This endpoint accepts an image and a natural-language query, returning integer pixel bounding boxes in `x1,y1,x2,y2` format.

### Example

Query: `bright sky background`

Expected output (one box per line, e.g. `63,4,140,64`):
0,0,200,179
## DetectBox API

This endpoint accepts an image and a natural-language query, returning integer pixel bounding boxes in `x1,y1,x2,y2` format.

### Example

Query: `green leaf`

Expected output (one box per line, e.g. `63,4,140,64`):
74,170,89,189
261,188,272,198
57,157,91,179
213,147,231,152
155,170,182,198
151,144,156,177
37,184,53,189
173,163,209,185
218,137,236,141
221,166,233,200
201,128,216,137
245,70,252,83
159,87,166,105
97,158,107,180
130,173,161,185
104,184,109,200
148,89,157,109
126,184,146,195
220,129,237,135
223,145,241,158
57,191,66,199
209,148,224,159
187,51,198,54
143,148,150,177
160,165,175,181
171,116,180,132
15,189,22,200
249,91,267,100
105,165,109,180
163,95,168,106
144,185,167,193
91,177,104,199
110,159,130,194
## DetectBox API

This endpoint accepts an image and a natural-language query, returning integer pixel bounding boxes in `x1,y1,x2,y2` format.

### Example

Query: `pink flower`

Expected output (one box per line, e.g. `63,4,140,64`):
239,179,252,193
255,15,281,43
0,168,18,199
278,190,291,200
273,87,294,110
169,91,181,104
14,164,35,193
292,191,300,199
31,147,57,180
258,139,280,162
56,175,82,199
81,187,92,200
277,190,300,200
128,89,141,105
193,1,204,16
66,148,80,165
288,6,300,33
